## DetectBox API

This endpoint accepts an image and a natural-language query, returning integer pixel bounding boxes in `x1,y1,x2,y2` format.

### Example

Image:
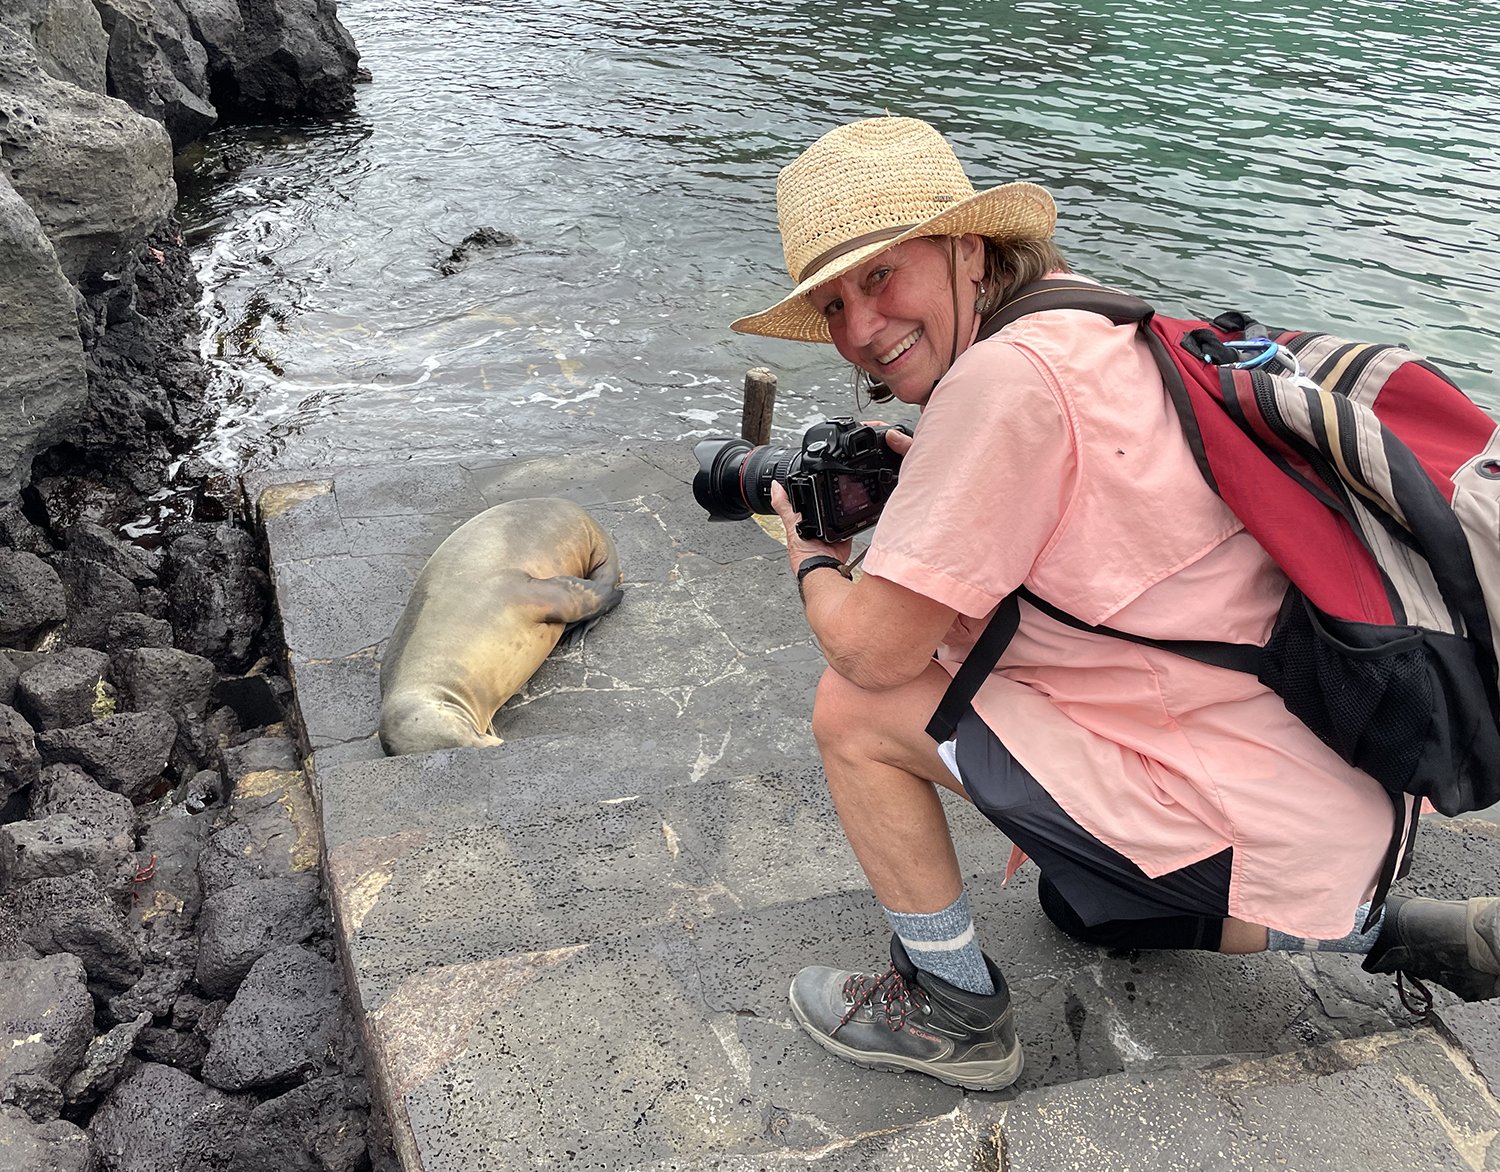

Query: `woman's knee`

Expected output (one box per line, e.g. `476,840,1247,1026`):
811,666,866,753
809,664,956,790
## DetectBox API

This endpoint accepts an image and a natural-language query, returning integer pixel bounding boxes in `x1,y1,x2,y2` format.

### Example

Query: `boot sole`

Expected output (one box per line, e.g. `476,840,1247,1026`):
789,999,1025,1091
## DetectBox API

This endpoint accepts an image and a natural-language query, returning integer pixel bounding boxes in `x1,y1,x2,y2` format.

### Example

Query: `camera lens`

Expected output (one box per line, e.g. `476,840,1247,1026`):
691,438,794,520
738,444,795,513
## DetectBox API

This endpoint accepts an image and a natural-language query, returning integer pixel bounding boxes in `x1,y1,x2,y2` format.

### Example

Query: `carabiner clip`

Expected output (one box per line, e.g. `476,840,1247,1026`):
1223,338,1281,370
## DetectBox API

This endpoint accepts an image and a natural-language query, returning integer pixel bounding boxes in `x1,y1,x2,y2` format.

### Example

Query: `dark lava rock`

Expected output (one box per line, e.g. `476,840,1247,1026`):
36,711,176,800
14,647,112,731
135,1024,209,1073
106,611,175,655
0,653,19,706
116,645,216,771
220,732,298,783
0,812,135,894
94,0,217,148
60,521,161,586
63,1010,150,1105
90,1061,252,1172
0,900,40,962
198,770,311,896
3,871,143,987
28,765,134,836
0,1106,94,1172
228,1076,368,1172
129,810,216,946
115,646,214,723
0,1071,64,1123
107,963,192,1025
201,0,360,119
195,874,320,998
0,552,66,649
54,554,142,651
0,954,94,1094
201,945,341,1092
161,522,267,672
0,703,41,804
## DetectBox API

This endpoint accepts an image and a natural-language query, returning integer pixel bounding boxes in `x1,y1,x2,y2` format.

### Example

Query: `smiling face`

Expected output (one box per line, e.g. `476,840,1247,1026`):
808,235,986,405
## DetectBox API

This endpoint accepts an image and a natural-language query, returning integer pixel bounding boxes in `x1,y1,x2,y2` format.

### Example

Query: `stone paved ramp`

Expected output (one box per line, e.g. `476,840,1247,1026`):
250,444,1500,1170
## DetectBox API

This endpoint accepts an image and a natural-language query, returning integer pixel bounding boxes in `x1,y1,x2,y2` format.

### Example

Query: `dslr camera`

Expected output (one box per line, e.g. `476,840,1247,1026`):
692,417,911,544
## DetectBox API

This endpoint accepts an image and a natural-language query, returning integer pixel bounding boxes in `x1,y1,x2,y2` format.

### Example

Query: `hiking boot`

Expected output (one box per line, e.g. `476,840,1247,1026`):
787,935,1023,1091
1362,895,1500,1003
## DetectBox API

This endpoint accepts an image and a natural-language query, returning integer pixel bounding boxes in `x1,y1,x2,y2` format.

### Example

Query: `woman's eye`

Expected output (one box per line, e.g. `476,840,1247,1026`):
868,267,891,287
822,298,843,318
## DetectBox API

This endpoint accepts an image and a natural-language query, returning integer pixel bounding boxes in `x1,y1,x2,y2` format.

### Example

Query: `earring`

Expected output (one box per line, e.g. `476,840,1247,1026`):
974,281,988,314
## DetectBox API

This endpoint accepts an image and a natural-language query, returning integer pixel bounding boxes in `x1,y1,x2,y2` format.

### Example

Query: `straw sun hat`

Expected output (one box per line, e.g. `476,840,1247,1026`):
730,116,1057,344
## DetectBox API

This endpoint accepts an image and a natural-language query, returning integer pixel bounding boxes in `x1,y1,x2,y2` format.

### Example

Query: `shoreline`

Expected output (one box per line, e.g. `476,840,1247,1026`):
0,2,396,1168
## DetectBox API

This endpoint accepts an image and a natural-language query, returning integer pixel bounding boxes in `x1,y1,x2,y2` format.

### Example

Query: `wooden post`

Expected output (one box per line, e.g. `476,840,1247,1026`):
741,367,777,446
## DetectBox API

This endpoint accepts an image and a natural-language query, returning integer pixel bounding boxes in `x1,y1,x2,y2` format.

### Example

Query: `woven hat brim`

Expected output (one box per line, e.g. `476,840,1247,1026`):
730,181,1057,343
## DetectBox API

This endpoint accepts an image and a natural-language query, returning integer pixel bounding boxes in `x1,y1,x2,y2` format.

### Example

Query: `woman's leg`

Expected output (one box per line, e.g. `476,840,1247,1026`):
788,662,1023,1092
809,660,970,915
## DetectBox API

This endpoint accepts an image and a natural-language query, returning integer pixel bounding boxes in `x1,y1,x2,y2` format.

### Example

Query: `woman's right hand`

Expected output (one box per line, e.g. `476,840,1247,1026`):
883,426,914,458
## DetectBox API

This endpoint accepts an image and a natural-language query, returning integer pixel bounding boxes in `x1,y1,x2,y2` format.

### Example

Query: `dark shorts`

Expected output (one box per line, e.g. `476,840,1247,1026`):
953,706,1232,929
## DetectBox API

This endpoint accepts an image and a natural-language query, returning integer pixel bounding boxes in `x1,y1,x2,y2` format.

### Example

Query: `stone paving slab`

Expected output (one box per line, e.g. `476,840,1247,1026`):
250,446,1500,1170
995,1026,1500,1171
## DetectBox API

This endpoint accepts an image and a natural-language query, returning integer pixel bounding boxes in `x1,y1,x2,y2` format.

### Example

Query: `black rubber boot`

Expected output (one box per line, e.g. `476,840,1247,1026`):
787,934,1024,1090
1362,895,1500,1002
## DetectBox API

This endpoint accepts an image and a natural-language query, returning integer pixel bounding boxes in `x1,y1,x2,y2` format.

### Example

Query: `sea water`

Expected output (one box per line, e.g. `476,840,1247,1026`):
177,0,1500,472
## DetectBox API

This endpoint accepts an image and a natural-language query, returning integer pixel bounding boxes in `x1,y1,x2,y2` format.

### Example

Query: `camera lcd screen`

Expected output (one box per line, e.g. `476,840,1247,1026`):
834,475,875,516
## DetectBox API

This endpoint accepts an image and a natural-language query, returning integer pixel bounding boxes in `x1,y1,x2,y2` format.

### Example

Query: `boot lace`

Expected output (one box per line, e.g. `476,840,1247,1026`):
1396,971,1434,1020
833,965,930,1036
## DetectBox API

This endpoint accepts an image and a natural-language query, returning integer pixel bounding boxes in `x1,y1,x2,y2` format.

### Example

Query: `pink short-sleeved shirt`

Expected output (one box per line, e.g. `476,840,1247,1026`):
862,301,1392,939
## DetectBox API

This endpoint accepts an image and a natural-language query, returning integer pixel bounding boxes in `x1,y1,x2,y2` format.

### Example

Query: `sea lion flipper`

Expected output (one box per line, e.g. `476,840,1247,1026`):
525,574,625,627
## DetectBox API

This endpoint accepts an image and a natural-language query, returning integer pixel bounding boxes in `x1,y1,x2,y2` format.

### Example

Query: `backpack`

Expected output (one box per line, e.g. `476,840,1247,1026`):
926,279,1500,917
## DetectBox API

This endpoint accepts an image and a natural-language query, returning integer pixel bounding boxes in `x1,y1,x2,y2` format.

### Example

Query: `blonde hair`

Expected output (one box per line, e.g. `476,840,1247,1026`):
981,237,1071,312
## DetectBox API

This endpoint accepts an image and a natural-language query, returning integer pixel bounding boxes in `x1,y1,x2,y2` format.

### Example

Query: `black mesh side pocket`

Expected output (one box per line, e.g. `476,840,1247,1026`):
1257,590,1500,815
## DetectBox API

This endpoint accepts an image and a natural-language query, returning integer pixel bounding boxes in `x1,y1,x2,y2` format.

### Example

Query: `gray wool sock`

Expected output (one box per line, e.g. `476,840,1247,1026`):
1266,902,1385,954
884,889,995,996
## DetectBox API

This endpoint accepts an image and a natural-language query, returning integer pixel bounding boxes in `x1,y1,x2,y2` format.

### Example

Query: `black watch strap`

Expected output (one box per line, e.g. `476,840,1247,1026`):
796,555,845,583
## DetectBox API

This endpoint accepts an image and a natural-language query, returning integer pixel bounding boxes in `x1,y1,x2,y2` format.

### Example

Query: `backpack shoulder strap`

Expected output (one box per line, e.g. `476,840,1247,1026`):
976,279,1218,493
927,279,1253,742
977,279,1153,342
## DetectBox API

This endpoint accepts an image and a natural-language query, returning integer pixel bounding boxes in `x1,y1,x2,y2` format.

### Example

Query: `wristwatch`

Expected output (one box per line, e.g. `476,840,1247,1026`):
796,555,845,583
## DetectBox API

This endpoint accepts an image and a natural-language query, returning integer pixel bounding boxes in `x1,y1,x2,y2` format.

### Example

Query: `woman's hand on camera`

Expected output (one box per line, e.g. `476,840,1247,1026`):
861,419,914,458
883,427,914,458
770,482,853,573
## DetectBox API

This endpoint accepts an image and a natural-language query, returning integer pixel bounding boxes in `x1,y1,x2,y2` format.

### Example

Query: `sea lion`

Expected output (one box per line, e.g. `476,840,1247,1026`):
378,497,623,756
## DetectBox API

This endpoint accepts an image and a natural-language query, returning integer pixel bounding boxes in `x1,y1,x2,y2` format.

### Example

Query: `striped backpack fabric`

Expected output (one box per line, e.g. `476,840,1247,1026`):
928,279,1500,912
